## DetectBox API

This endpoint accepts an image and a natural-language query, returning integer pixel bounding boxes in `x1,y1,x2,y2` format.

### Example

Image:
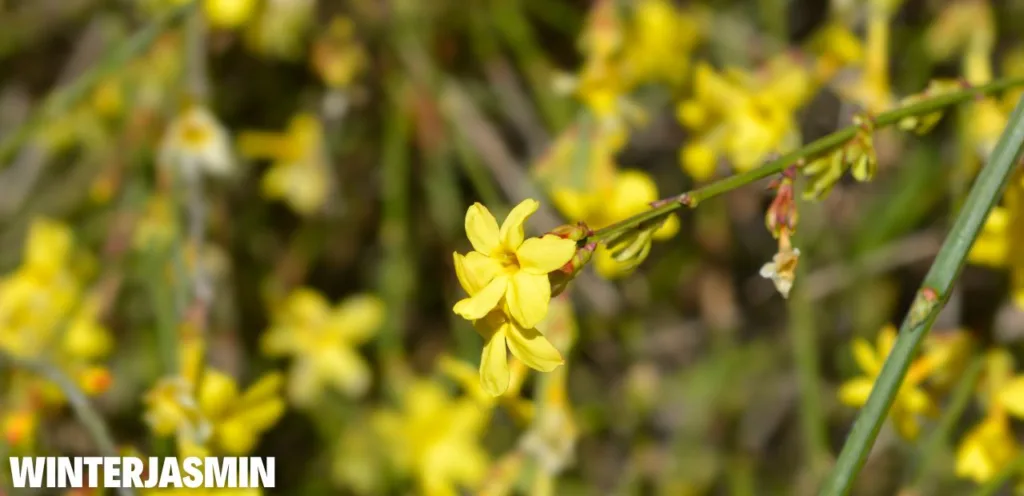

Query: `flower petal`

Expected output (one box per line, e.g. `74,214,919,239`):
851,339,880,376
516,235,577,275
499,199,538,250
453,251,502,295
321,347,372,397
465,203,500,255
837,377,874,407
505,322,563,372
330,294,384,343
998,376,1024,418
453,275,507,320
506,271,551,329
480,328,510,396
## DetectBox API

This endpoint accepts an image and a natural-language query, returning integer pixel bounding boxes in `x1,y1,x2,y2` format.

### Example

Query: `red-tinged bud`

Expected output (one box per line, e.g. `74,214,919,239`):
550,242,596,297
548,221,592,241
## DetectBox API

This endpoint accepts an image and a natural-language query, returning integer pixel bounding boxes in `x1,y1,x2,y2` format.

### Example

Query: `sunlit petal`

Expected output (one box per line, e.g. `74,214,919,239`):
465,203,500,255
506,271,551,329
837,377,874,407
454,251,502,295
851,339,880,375
480,329,510,396
499,199,539,250
453,275,507,320
516,235,577,275
330,294,385,343
505,322,564,372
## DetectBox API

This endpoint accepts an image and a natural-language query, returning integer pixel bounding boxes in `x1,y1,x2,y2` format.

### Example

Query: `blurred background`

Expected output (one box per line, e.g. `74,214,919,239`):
2,0,1024,494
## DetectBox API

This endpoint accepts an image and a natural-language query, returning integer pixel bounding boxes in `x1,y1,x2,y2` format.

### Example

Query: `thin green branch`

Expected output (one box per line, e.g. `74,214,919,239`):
0,1,197,167
820,94,1024,495
0,351,132,496
586,77,1024,245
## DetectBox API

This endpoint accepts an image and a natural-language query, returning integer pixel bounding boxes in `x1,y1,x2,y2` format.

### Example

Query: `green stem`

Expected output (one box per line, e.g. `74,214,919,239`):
0,1,197,167
820,94,1024,495
587,77,1024,245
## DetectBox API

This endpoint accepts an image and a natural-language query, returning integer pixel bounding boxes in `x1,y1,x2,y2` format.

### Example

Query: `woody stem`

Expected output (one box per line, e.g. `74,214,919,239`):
586,76,1024,246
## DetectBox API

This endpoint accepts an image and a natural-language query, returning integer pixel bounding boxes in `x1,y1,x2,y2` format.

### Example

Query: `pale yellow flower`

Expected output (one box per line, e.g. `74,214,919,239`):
239,113,330,215
373,380,489,496
262,289,383,404
158,105,235,178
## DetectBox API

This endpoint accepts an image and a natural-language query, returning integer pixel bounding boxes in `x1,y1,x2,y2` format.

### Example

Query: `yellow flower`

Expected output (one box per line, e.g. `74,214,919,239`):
311,17,367,89
262,289,383,405
838,324,937,439
239,113,330,215
956,413,1018,483
968,173,1024,309
452,199,577,329
158,105,235,178
373,380,489,496
619,0,701,88
204,0,258,30
469,308,564,397
677,59,810,175
144,365,285,455
954,350,1020,484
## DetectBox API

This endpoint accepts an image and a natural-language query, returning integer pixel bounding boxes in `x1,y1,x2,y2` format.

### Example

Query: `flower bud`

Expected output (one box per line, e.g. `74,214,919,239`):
550,242,596,298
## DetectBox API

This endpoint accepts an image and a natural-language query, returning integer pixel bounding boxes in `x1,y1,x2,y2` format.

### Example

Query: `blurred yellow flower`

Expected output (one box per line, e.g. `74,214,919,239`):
676,58,811,177
204,0,258,30
956,413,1017,483
239,113,330,215
452,200,576,329
620,0,700,88
311,17,367,89
373,380,489,496
955,350,1019,484
968,174,1024,309
144,357,285,455
262,289,383,405
838,324,937,439
438,355,533,421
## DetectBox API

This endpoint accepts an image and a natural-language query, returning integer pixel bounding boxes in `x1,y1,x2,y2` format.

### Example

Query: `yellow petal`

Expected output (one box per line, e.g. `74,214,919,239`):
505,322,564,372
516,235,577,275
499,199,538,250
837,377,874,407
892,407,920,440
877,324,897,357
851,339,880,376
901,386,934,414
453,251,502,295
465,203,500,255
331,294,384,343
453,275,508,320
606,170,658,221
480,328,510,396
321,347,372,397
198,370,240,419
239,372,284,407
653,214,680,240
506,271,551,329
998,377,1024,418
287,359,321,406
